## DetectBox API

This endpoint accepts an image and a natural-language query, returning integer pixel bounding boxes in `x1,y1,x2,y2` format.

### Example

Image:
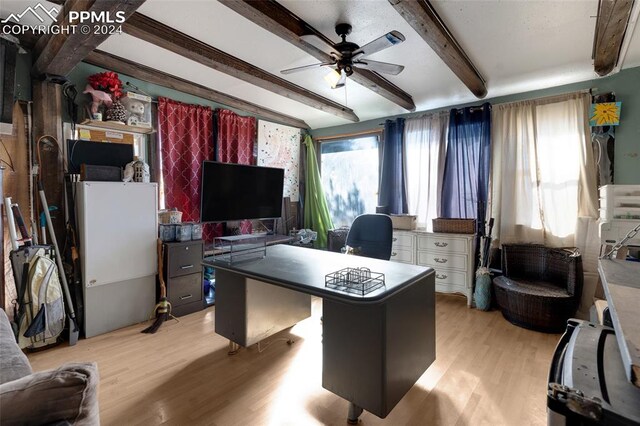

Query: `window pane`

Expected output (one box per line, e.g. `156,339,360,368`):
320,136,379,227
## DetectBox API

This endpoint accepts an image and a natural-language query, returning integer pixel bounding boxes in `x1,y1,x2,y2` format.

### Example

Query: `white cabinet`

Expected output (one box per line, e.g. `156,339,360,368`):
599,185,640,246
76,182,158,337
390,230,416,264
391,230,475,306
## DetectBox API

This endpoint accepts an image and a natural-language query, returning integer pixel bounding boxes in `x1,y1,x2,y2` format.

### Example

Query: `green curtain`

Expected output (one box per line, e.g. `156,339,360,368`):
303,134,334,249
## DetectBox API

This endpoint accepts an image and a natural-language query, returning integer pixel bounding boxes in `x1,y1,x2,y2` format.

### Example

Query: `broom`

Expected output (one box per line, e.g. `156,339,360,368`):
141,240,172,334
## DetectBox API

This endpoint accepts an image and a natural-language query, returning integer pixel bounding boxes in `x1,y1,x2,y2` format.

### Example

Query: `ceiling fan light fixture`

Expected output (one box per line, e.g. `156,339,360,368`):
324,69,342,88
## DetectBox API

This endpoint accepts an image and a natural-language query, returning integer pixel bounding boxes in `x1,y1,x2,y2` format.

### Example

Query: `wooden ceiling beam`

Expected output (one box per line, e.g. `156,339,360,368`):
219,0,416,111
84,50,310,129
32,0,146,76
122,13,359,122
592,0,634,76
388,0,487,98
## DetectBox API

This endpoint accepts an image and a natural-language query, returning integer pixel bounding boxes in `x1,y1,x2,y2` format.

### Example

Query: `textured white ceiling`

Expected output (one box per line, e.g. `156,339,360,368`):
2,0,639,129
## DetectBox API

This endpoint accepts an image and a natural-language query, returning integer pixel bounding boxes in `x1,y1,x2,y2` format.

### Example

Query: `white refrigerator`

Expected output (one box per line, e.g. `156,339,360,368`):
76,182,158,338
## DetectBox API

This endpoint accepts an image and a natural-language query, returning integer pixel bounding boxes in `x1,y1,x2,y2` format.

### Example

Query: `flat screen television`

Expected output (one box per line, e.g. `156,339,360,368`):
200,161,284,223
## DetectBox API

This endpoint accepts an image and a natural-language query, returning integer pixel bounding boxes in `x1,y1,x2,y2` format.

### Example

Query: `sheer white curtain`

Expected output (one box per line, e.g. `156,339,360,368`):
404,113,448,230
490,93,597,247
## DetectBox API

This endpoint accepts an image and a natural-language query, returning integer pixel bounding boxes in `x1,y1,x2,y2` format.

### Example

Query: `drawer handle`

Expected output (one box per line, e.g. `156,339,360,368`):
180,264,194,270
434,258,448,263
391,251,397,257
434,242,448,247
180,294,193,300
436,273,447,280
392,237,398,242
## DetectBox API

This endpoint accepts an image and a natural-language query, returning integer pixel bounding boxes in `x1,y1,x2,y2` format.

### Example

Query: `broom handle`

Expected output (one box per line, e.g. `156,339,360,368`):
157,240,166,299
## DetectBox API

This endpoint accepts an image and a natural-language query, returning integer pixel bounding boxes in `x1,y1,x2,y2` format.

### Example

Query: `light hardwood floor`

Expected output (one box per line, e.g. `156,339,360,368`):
27,294,559,425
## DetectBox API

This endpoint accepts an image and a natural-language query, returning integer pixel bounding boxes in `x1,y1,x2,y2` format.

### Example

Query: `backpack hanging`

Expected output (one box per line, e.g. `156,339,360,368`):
15,247,66,349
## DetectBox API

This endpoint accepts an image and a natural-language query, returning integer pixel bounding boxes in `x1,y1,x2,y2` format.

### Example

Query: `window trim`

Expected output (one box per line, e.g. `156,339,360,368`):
315,130,383,175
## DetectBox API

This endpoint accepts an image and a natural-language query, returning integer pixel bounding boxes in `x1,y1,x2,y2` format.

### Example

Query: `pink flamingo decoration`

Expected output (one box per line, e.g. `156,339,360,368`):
84,84,113,115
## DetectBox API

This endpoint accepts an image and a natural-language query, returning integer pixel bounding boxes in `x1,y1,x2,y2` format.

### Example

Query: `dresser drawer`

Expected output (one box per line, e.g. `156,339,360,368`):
390,247,415,264
168,273,203,308
417,250,468,271
392,231,415,249
167,242,203,278
432,269,469,288
417,234,468,254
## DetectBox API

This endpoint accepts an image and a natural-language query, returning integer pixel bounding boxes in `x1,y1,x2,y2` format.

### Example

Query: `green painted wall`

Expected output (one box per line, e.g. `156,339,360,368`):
312,66,640,184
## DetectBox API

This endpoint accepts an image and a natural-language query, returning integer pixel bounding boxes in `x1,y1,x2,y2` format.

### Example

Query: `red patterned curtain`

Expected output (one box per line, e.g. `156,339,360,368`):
216,109,256,164
215,109,257,234
159,98,220,241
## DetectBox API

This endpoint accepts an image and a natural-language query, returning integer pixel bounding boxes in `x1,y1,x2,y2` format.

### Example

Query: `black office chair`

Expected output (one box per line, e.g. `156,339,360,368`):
345,214,393,260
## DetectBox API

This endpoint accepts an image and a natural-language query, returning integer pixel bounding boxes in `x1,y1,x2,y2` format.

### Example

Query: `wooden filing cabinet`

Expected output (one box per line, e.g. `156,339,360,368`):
164,240,204,317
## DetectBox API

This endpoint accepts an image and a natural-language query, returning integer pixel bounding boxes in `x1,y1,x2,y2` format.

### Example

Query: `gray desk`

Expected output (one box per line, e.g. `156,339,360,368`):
598,259,640,387
203,244,435,422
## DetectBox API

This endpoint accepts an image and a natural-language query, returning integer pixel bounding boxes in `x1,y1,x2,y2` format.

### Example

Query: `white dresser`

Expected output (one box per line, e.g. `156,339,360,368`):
599,185,640,246
390,230,416,264
391,230,475,306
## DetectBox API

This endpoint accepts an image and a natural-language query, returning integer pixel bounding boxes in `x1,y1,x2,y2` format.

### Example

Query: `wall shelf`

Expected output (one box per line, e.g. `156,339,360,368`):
80,119,154,135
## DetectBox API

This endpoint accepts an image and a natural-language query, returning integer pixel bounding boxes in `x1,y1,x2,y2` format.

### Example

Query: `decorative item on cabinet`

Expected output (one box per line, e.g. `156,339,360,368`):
120,92,152,128
158,208,182,224
163,240,204,317
85,71,123,121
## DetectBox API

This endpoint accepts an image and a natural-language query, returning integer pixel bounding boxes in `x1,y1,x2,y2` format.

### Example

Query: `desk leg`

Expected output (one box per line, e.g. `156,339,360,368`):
347,402,363,424
228,340,240,355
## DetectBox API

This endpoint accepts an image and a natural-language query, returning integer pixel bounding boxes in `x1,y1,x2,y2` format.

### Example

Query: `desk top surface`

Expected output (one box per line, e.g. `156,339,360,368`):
203,244,433,304
598,259,640,387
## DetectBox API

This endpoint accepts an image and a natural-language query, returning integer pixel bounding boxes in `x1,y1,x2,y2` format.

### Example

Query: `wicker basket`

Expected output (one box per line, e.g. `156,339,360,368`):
432,218,476,234
390,214,417,230
158,209,182,224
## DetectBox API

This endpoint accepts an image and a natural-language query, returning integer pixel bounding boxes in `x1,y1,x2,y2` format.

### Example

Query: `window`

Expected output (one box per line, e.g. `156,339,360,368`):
319,135,380,227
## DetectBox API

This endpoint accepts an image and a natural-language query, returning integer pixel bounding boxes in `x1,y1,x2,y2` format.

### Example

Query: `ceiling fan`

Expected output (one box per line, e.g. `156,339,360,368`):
281,23,406,89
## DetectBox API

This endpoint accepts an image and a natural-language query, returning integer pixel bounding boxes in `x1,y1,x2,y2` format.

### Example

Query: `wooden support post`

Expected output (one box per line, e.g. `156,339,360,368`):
32,80,65,247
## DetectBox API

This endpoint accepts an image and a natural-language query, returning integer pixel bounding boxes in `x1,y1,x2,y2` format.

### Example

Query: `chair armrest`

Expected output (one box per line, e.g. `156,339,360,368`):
0,362,99,426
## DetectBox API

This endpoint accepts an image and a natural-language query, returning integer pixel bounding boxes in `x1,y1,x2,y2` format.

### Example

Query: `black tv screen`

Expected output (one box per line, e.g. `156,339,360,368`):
200,161,284,223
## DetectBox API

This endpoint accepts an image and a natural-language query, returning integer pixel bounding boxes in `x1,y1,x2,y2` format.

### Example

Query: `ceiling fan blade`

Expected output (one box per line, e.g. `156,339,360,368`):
281,61,335,75
353,59,404,75
300,34,342,58
332,69,347,89
352,30,405,59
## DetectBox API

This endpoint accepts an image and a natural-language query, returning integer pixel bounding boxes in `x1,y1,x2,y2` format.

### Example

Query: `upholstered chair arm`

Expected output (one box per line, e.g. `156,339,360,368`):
0,362,100,426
